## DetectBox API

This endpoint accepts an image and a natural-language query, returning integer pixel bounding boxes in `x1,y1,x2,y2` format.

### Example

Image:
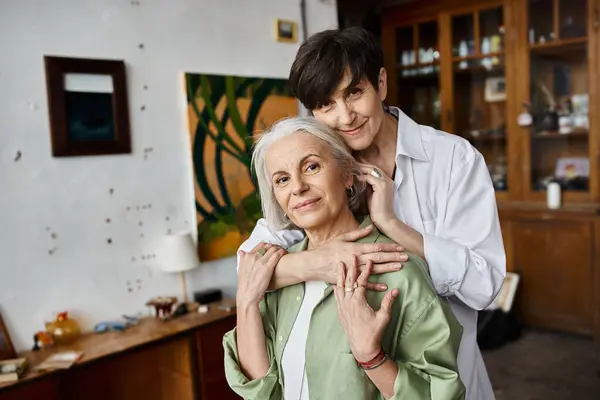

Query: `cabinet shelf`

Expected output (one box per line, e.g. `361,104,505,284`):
452,51,504,63
531,130,589,139
529,37,587,55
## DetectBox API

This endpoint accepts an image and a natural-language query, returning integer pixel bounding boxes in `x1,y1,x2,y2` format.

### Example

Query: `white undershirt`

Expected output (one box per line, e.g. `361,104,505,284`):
281,280,327,400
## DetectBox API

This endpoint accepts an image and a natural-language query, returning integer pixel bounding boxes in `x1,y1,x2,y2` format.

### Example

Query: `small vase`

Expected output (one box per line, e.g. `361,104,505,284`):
45,311,81,345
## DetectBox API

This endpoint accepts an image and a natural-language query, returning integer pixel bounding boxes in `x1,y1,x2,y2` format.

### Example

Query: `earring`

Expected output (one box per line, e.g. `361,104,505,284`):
347,186,354,196
284,213,289,220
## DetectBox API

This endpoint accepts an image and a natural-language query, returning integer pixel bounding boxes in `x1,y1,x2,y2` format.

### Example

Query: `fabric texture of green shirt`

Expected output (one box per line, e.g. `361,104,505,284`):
223,216,466,399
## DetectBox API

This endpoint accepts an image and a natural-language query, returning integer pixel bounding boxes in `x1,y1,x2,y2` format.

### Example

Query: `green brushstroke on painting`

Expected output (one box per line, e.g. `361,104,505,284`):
186,73,294,260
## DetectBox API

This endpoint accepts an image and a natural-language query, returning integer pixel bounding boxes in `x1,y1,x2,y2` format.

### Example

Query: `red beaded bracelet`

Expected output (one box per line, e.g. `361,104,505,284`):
356,348,388,370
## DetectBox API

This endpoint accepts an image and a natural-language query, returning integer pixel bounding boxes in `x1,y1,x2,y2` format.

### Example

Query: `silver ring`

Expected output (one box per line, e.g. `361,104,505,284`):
370,168,383,179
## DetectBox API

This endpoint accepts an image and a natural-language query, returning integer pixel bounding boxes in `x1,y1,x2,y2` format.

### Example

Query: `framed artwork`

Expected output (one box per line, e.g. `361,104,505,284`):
0,311,17,361
185,73,298,261
44,56,132,157
275,19,298,43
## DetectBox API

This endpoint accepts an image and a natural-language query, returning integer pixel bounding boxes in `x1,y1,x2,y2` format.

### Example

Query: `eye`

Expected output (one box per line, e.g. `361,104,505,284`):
316,100,333,112
275,176,289,185
305,162,320,173
348,87,362,97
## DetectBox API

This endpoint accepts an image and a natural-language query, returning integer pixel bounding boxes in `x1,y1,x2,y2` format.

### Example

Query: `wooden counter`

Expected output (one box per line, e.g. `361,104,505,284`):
0,300,238,400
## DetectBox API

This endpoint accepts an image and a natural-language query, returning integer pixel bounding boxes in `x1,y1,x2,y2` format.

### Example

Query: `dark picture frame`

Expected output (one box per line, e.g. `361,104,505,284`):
0,311,17,361
44,56,132,157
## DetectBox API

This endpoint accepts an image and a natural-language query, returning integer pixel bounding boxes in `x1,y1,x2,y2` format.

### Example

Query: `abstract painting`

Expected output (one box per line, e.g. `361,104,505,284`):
185,73,298,261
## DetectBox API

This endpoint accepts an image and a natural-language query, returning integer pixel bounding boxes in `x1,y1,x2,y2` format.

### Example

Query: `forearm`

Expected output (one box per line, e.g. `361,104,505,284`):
268,251,315,290
378,218,425,260
365,359,399,399
236,303,270,379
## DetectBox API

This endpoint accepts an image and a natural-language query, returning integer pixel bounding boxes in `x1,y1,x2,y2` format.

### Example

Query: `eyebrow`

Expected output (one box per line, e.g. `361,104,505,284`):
271,153,321,178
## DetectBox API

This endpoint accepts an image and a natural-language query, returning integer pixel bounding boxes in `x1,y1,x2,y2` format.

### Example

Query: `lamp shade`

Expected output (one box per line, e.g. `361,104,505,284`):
160,232,200,273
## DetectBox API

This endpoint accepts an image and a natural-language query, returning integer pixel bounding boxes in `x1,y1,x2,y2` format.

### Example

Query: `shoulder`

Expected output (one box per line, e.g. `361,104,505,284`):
372,234,433,298
420,125,481,169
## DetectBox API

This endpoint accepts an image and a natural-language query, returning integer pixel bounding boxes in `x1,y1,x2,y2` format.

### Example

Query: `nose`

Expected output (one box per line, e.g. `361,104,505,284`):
291,175,309,196
338,101,356,126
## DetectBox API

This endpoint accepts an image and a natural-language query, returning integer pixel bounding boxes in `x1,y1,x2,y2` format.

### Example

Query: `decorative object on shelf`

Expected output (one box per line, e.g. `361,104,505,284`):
146,297,178,320
0,358,28,383
160,231,201,305
32,331,54,351
546,181,561,209
45,311,81,345
185,73,297,261
93,313,143,334
517,103,533,127
44,56,131,157
35,351,84,371
0,311,17,361
484,77,506,102
274,18,297,43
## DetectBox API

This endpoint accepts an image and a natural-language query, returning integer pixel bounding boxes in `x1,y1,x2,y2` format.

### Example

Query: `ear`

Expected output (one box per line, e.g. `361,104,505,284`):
378,67,388,102
344,161,354,189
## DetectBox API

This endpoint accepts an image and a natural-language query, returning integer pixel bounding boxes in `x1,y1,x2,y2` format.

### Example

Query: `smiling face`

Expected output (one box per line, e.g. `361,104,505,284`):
265,131,353,231
311,68,388,151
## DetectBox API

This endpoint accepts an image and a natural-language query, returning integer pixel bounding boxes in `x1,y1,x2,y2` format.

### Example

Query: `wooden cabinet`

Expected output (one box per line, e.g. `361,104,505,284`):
196,318,238,400
383,0,600,338
512,218,593,334
0,310,239,399
384,0,600,203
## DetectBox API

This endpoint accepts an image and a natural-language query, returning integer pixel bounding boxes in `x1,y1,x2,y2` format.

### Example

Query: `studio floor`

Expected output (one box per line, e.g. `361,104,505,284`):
482,329,600,400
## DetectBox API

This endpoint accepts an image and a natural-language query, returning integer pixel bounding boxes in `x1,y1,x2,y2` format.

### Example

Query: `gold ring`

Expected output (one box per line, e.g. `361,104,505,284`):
370,168,383,179
353,282,359,289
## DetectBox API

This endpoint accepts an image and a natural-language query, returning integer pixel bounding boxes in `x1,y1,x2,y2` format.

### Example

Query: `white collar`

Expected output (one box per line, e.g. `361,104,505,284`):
388,106,429,163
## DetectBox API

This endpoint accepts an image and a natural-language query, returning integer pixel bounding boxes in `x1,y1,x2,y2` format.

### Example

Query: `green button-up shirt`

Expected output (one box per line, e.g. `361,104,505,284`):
223,217,465,399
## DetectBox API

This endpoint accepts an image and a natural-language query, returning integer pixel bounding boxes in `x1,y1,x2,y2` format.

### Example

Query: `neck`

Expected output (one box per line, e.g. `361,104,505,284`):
304,209,360,250
359,111,398,169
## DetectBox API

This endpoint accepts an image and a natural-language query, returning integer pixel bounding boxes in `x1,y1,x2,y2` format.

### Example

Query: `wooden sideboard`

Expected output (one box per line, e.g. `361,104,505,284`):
0,300,238,400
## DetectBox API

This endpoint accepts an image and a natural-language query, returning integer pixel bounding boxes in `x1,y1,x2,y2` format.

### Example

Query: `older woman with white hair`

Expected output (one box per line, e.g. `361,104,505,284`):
223,116,465,400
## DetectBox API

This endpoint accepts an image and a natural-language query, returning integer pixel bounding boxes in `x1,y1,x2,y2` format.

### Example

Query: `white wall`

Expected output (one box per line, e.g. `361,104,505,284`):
0,0,337,352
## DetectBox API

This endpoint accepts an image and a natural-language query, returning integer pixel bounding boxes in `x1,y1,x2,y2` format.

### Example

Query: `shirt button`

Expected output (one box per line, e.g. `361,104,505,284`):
278,335,283,341
296,296,301,302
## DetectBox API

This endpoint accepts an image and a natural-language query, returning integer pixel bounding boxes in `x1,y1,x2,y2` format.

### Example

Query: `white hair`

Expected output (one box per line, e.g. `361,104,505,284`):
251,116,366,230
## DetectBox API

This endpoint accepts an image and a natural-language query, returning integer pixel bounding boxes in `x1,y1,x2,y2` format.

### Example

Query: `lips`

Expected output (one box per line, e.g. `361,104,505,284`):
340,121,367,136
293,198,321,210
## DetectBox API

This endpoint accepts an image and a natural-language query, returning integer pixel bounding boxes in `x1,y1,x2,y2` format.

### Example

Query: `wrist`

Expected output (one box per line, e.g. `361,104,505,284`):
353,345,383,364
355,347,388,370
236,296,261,312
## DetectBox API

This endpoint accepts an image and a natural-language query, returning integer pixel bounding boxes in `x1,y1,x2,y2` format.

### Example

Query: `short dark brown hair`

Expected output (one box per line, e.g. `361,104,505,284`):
288,27,384,111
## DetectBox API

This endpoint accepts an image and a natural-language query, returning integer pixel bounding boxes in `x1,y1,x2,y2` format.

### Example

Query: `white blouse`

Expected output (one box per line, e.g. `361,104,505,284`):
281,280,327,400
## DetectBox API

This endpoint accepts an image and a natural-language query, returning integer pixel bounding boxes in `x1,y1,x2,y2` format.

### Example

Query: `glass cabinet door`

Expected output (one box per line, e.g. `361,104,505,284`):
396,20,441,129
527,0,590,195
451,5,508,192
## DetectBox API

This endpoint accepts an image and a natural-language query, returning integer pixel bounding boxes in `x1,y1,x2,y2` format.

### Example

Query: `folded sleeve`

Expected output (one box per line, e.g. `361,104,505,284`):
389,297,466,400
423,151,506,310
222,296,283,400
237,218,305,271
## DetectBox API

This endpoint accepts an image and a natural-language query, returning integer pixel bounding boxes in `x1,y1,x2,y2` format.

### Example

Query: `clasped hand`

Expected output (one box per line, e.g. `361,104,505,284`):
237,242,287,307
333,255,399,363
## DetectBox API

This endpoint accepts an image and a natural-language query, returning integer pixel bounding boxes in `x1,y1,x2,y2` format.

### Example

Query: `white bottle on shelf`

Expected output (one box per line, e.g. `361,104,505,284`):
547,182,561,209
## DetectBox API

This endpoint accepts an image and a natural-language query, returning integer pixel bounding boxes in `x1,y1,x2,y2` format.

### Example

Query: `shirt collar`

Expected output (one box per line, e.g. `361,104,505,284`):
388,106,430,163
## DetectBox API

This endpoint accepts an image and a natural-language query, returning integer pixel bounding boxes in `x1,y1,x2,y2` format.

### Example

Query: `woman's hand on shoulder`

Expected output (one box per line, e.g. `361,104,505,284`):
236,243,287,308
356,161,397,231
309,225,407,292
333,256,399,363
